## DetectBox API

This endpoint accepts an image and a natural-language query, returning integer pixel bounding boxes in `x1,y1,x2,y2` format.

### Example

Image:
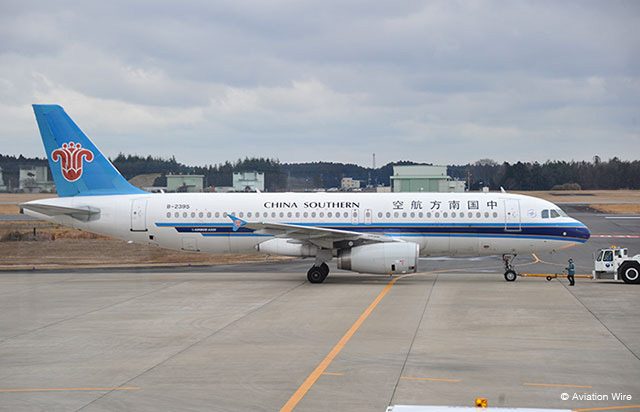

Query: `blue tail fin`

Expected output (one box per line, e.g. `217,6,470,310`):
33,105,146,197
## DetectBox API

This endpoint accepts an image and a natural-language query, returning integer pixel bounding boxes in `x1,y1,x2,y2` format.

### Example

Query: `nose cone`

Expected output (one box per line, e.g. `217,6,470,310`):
574,220,591,241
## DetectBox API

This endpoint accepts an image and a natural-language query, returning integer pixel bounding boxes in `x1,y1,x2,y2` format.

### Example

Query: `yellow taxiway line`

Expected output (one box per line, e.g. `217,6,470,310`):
279,275,404,412
280,254,547,411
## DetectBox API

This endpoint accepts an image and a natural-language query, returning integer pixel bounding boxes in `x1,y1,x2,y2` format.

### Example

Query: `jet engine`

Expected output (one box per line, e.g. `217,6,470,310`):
337,242,419,274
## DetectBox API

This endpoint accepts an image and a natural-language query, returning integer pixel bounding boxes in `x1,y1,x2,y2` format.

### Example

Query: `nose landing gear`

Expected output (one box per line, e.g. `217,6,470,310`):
503,254,518,282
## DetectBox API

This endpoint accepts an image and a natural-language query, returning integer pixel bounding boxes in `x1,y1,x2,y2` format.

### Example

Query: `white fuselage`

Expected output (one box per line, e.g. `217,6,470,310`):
24,191,590,257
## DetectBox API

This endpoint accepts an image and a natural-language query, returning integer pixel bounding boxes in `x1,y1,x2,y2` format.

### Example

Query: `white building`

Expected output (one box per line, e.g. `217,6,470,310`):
19,165,55,193
341,177,361,190
0,166,7,191
233,171,264,192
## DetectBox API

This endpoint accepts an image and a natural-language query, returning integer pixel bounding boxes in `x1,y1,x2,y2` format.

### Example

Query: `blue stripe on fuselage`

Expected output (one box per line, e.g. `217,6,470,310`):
154,222,590,242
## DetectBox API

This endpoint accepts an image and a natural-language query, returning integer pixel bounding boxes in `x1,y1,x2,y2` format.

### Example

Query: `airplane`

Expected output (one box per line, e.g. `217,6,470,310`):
21,105,591,283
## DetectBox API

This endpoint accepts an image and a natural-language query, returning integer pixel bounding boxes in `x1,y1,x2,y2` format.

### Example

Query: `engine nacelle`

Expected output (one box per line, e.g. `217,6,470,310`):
337,242,419,274
256,238,318,257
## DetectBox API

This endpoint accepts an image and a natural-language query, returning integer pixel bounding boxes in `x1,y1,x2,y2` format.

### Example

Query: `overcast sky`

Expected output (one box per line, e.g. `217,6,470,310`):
1,1,638,167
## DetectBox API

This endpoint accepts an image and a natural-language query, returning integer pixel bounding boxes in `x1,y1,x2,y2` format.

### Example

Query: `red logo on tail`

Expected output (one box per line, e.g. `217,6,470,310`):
51,142,94,182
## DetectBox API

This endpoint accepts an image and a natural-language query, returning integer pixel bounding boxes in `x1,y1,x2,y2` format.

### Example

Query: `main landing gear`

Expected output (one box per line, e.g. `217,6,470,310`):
503,254,518,282
307,263,329,283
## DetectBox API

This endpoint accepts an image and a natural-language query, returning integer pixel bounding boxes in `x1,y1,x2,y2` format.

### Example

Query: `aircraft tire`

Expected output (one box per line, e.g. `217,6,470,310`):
619,262,640,284
307,266,327,283
504,269,517,282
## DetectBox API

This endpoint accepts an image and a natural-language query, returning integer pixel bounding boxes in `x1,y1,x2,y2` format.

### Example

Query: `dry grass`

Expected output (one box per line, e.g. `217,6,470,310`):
589,204,640,214
514,190,640,203
0,193,56,214
0,238,287,269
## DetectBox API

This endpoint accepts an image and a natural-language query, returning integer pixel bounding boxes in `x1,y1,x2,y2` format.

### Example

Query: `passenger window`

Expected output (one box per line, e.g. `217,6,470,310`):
550,210,560,218
191,212,196,218
343,212,348,218
279,212,284,218
239,212,244,218
386,212,391,218
451,212,456,218
271,212,276,218
378,212,383,218
394,212,399,218
215,212,220,218
435,212,440,218
596,251,603,261
327,212,332,218
484,212,489,218
476,212,481,218
443,212,448,218
468,212,472,218
166,212,171,218
207,212,212,218
541,210,549,219
199,212,204,218
603,251,613,262
319,212,324,218
223,212,228,217
175,212,179,218
303,212,308,218
493,212,497,218
311,212,316,218
402,212,407,218
183,212,188,218
427,212,432,218
418,212,423,218
296,212,300,218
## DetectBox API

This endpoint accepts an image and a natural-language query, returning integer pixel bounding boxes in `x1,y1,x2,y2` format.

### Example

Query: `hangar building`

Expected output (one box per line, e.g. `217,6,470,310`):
390,165,465,192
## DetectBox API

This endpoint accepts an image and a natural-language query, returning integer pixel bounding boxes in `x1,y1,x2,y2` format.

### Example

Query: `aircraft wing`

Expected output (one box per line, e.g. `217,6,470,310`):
20,203,100,221
228,215,395,249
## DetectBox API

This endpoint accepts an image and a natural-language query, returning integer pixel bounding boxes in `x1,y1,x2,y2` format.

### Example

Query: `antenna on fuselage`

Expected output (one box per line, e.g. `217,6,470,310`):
500,187,506,193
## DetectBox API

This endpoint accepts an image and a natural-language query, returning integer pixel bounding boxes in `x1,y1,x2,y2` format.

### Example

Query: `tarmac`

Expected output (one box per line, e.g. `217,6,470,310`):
0,209,639,412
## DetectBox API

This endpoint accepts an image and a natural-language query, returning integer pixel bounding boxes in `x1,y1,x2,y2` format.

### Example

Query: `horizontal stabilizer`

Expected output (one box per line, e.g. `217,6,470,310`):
20,203,100,221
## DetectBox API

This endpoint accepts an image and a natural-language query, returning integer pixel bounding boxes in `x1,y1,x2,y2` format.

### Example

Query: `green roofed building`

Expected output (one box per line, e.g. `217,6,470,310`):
390,165,465,192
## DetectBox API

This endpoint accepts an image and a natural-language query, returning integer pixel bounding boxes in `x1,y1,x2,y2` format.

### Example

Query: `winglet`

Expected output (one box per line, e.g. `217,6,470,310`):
227,214,247,231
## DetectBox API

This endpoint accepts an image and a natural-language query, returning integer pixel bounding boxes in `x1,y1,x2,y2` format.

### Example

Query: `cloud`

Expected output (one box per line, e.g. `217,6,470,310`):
0,0,638,166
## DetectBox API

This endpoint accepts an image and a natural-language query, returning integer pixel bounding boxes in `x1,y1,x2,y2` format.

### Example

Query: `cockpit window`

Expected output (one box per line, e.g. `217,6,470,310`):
557,209,568,217
541,210,549,219
550,209,560,218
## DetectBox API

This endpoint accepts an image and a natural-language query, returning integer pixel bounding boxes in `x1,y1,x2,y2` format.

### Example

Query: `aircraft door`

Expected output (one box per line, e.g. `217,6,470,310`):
364,209,372,225
130,199,148,231
504,199,521,232
352,209,359,225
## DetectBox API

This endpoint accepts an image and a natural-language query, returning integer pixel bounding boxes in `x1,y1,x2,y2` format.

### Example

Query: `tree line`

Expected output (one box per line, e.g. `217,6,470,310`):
1,152,639,191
